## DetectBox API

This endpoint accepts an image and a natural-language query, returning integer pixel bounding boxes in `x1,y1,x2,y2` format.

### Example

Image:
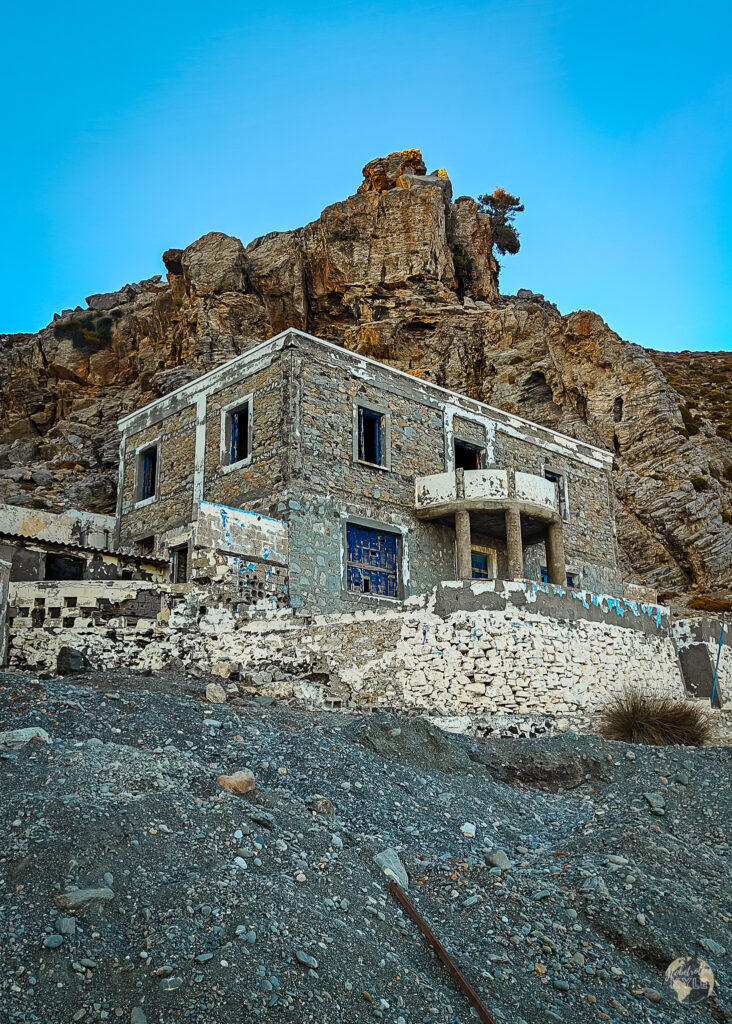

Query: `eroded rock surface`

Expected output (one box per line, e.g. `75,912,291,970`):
1,149,730,601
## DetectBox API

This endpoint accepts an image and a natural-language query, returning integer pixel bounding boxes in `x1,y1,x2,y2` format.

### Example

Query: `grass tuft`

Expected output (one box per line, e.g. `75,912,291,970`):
596,686,713,747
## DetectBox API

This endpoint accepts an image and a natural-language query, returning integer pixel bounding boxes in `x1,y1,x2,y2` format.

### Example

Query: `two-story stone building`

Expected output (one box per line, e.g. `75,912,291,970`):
115,328,621,614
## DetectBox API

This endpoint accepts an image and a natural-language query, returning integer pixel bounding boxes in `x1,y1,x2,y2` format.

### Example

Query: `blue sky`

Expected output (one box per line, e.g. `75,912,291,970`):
2,1,731,351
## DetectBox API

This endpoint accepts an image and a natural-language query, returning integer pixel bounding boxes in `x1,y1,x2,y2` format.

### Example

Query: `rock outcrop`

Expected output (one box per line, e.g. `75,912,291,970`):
1,149,730,602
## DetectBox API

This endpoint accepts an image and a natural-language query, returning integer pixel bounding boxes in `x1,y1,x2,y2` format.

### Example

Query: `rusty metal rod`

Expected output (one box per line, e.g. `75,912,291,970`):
389,881,498,1024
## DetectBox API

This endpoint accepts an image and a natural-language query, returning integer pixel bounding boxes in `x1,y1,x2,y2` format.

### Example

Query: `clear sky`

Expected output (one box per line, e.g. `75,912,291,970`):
2,0,731,351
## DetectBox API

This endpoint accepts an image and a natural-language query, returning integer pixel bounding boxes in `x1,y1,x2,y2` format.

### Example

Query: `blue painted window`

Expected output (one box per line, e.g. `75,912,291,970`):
471,551,491,579
358,407,383,465
229,403,250,465
346,524,398,597
541,565,578,588
139,446,157,500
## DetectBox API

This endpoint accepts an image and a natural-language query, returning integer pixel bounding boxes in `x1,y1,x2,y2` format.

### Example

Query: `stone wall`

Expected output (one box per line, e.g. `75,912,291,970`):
10,583,725,731
119,404,197,546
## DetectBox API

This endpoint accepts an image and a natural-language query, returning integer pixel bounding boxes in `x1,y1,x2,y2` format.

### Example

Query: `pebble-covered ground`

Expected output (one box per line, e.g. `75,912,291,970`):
1,668,730,1024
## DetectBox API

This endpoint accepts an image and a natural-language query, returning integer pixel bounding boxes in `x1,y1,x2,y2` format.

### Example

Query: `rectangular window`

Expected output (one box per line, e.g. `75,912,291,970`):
137,445,158,501
358,407,384,466
228,402,250,465
541,565,578,588
137,536,154,556
471,551,492,579
544,469,567,519
454,439,484,470
171,544,189,584
44,554,85,581
346,524,399,598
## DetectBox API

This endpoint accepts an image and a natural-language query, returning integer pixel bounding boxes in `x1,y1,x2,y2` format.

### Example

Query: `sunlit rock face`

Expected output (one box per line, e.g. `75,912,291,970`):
0,150,730,601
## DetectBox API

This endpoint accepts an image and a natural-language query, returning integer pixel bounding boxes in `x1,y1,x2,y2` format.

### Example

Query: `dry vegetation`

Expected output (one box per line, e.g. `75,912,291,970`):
597,686,713,747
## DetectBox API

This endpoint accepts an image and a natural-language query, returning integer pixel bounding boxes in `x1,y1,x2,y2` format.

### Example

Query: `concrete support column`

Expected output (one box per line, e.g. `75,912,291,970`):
455,510,472,580
545,520,566,586
505,507,523,580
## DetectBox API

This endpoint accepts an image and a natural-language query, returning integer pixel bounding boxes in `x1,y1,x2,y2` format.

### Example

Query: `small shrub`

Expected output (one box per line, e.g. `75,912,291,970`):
596,687,712,747
680,405,701,435
722,511,732,525
688,594,732,613
691,476,710,492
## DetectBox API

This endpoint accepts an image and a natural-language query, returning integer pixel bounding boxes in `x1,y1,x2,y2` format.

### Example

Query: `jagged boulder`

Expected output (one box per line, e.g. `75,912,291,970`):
358,148,427,192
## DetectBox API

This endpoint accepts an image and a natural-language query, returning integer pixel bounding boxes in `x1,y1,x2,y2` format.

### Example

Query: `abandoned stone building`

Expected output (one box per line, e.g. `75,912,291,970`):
3,328,730,724
114,328,621,614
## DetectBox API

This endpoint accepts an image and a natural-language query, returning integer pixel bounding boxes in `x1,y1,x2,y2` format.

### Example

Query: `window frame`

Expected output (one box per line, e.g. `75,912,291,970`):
170,542,190,584
220,393,254,474
454,437,486,471
342,516,405,602
470,544,496,580
134,440,161,508
544,466,570,521
352,400,392,471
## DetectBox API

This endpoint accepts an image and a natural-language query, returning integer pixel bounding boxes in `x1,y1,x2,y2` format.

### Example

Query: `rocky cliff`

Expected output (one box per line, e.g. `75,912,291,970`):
1,150,730,605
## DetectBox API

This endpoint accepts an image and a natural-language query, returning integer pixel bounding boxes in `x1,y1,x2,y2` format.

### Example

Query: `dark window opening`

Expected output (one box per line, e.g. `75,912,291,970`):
358,407,384,466
45,554,85,581
471,551,492,580
454,439,484,470
541,565,578,588
613,396,624,423
171,545,189,584
613,433,620,455
346,524,399,597
137,536,154,556
228,403,250,465
544,469,567,519
139,445,158,501
64,596,78,607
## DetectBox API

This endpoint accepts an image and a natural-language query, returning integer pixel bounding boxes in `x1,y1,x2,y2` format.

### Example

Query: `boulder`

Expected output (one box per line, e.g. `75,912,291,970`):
56,647,92,675
374,847,408,890
55,887,114,912
358,149,427,193
0,727,51,752
181,232,247,296
217,769,255,795
205,682,227,703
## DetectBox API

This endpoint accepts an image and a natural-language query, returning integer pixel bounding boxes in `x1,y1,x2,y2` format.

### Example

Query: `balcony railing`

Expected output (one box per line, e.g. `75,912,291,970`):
415,467,558,516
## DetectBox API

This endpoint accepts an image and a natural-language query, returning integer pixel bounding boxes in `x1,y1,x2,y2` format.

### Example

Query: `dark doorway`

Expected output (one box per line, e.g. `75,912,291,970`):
44,554,85,581
171,544,189,584
454,439,484,470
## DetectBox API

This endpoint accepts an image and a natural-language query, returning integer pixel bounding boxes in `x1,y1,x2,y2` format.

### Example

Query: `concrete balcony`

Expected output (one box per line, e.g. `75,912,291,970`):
414,466,566,585
415,467,559,519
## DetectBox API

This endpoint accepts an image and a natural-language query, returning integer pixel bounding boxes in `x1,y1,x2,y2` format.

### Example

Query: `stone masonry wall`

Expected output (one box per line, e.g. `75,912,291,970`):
120,405,197,547
493,430,618,590
202,362,285,510
9,584,717,726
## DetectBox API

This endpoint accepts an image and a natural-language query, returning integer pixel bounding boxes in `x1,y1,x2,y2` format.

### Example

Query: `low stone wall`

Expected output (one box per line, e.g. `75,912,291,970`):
9,581,723,726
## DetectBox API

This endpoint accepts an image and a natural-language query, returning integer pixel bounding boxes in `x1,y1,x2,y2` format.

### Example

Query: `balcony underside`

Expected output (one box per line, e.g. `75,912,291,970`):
416,499,559,543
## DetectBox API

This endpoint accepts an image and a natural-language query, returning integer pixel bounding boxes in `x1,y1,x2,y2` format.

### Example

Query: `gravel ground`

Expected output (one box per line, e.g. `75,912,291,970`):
1,668,730,1024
